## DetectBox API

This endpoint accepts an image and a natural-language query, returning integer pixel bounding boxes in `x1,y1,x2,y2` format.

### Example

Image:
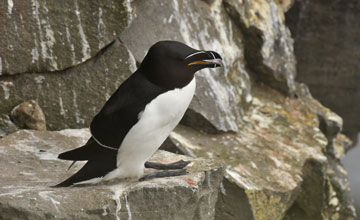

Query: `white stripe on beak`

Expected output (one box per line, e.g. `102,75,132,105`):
184,51,207,60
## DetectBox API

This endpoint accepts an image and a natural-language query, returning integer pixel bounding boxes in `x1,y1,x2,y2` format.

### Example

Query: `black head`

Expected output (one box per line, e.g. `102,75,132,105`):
139,41,222,89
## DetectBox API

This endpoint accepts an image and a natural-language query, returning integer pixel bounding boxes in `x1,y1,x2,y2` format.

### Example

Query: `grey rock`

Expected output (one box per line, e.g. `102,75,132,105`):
0,0,357,218
0,39,136,130
286,0,360,143
167,83,356,220
0,129,223,220
0,114,18,138
10,100,47,131
215,178,255,220
284,158,357,220
0,0,131,75
120,0,252,133
294,83,344,158
223,0,297,95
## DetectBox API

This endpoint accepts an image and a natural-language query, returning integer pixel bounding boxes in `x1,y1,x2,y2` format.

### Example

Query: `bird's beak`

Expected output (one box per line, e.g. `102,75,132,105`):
185,51,223,68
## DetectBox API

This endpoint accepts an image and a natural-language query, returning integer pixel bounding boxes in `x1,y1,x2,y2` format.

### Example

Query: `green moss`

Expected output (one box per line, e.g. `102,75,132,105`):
245,189,296,220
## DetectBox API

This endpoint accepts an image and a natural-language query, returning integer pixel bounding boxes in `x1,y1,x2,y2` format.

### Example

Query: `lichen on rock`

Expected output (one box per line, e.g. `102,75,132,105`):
166,84,356,220
0,0,357,219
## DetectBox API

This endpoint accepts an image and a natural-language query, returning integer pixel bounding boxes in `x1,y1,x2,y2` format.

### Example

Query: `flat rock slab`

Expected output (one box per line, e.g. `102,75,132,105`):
0,129,223,220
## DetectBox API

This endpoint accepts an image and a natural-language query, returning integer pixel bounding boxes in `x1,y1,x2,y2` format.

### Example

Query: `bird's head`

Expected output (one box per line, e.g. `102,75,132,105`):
139,41,222,89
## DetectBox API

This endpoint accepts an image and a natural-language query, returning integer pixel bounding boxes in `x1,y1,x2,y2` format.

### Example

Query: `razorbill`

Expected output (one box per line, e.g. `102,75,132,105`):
55,41,222,187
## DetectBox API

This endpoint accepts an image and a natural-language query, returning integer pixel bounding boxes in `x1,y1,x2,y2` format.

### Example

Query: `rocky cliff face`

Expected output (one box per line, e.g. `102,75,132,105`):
285,0,360,144
0,0,357,219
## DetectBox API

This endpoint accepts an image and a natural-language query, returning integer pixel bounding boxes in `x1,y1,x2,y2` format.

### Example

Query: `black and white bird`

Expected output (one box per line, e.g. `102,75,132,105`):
55,41,222,187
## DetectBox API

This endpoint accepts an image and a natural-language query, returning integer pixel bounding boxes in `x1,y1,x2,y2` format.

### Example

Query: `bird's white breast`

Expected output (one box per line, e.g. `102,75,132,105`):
103,78,196,180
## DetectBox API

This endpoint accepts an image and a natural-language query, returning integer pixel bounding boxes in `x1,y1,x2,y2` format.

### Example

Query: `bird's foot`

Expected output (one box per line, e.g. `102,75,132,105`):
144,160,191,170
139,169,187,181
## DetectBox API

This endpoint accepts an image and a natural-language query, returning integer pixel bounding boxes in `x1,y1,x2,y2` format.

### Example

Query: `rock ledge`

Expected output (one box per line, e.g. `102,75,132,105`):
0,129,223,220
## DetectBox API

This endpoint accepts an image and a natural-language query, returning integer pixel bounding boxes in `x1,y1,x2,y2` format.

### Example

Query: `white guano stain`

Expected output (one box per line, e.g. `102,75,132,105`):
38,191,60,212
268,155,282,168
65,25,76,64
72,90,83,124
31,0,44,61
168,14,174,23
31,25,40,68
34,75,45,84
1,85,10,99
37,151,57,160
97,8,105,49
124,193,132,220
19,171,35,176
170,131,200,151
42,2,58,69
7,0,14,15
7,131,59,161
59,97,65,115
111,186,124,220
109,183,134,220
127,48,137,73
0,187,35,197
31,48,39,64
219,182,226,195
123,0,135,26
0,81,13,100
74,0,91,62
226,169,257,190
57,128,90,141
31,0,58,70
102,205,109,216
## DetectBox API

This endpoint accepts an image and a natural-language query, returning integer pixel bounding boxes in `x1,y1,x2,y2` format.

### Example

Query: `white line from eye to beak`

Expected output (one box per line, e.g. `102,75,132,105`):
209,51,216,59
184,51,207,60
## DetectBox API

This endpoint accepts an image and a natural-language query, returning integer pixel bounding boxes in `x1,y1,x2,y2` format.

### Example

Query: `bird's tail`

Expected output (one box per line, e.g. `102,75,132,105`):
53,152,117,187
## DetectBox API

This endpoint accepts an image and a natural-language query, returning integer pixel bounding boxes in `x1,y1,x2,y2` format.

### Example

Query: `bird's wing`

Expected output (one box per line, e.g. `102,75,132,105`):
58,71,167,161
91,71,167,148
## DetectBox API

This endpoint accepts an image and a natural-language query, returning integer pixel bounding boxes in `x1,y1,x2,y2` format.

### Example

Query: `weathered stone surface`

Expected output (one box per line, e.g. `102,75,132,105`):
0,0,132,75
0,39,136,130
223,0,297,94
343,139,360,219
120,0,252,133
10,100,46,131
0,129,223,220
294,83,345,158
285,0,360,143
166,84,356,220
0,0,357,219
0,114,18,138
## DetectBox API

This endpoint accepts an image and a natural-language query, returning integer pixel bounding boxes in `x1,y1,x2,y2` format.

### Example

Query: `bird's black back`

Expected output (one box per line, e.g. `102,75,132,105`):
55,70,168,186
58,70,168,161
